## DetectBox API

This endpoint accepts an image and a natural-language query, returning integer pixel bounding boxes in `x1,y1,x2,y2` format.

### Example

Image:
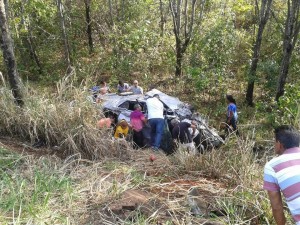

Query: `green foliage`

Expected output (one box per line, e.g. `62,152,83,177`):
0,0,295,101
259,60,280,92
187,15,239,97
231,0,255,30
278,83,300,127
255,96,278,127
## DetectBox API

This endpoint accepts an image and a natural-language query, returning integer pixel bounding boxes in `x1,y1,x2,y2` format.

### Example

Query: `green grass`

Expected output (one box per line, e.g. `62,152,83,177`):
0,147,75,224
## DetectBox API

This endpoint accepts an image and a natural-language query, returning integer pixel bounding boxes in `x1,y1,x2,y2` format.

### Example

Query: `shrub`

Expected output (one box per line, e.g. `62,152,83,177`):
0,83,129,159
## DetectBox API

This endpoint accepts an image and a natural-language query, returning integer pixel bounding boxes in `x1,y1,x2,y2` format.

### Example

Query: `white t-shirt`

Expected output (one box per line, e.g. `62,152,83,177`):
146,97,164,119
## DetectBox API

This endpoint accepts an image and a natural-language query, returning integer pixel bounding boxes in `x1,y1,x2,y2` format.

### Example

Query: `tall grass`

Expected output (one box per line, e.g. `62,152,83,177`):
170,129,293,224
0,146,153,224
1,81,293,224
0,82,129,159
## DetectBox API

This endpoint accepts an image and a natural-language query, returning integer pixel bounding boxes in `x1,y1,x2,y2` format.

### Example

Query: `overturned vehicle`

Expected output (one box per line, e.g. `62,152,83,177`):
97,89,224,153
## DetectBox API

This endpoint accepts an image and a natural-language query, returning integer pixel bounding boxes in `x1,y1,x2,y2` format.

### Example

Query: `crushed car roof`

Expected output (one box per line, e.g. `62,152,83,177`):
101,89,184,111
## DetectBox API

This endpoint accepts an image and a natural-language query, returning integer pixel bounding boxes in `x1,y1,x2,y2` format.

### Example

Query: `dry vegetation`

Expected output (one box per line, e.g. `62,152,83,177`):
0,80,290,224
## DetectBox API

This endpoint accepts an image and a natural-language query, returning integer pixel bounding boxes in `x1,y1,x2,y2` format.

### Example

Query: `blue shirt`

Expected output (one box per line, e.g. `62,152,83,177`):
227,103,238,120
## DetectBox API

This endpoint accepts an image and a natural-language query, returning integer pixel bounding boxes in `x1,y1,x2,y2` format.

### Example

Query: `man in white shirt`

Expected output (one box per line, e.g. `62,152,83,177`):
146,94,164,150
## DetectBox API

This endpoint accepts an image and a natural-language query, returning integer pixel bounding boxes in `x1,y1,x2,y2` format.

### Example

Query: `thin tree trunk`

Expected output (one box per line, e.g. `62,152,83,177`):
175,41,182,76
57,0,72,73
20,0,43,75
121,0,125,22
0,0,23,106
84,0,93,54
108,0,114,27
276,0,300,101
246,0,273,106
170,0,198,77
159,0,165,37
28,25,43,74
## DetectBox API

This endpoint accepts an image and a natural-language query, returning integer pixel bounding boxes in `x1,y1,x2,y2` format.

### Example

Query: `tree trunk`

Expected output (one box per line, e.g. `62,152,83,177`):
169,0,198,77
175,42,183,76
276,0,300,102
84,0,93,54
20,0,43,75
246,0,273,106
0,0,23,106
57,0,72,73
121,0,125,22
28,25,43,74
159,0,165,37
108,0,114,27
276,43,294,101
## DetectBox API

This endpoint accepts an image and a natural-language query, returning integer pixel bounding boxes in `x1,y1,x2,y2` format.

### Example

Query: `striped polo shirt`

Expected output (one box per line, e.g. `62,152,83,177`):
263,147,300,224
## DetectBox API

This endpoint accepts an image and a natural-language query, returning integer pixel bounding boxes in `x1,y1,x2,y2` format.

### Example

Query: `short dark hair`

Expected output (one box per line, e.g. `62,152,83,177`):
226,94,236,105
275,125,300,149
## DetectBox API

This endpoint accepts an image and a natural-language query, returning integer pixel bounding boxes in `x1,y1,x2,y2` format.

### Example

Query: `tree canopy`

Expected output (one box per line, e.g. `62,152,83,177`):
0,0,299,106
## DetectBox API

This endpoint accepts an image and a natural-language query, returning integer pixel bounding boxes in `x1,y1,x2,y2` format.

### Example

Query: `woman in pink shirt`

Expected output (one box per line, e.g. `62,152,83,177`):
130,104,146,148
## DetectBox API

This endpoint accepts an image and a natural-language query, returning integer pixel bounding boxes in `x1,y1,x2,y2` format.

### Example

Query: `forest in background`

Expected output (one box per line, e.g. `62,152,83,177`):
0,0,299,114
0,0,300,224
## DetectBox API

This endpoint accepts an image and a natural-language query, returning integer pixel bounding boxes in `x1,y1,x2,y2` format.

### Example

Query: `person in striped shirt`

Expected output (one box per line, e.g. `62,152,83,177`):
263,125,300,225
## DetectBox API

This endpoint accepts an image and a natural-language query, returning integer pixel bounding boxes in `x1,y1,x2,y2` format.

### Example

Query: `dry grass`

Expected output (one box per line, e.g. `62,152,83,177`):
0,81,129,160
0,80,287,224
167,129,278,224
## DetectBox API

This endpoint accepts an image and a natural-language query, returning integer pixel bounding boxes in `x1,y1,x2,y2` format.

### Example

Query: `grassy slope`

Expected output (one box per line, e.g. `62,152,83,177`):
0,81,294,224
0,133,292,224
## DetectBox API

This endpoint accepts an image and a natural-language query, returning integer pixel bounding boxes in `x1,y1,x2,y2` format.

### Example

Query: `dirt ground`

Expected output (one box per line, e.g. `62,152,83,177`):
0,136,228,225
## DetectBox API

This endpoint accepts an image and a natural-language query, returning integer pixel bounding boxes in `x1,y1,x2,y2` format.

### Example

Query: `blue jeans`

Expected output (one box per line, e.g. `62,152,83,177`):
149,118,164,149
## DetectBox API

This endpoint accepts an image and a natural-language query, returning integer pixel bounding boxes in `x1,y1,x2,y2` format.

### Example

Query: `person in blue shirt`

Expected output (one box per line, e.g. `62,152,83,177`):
226,95,239,134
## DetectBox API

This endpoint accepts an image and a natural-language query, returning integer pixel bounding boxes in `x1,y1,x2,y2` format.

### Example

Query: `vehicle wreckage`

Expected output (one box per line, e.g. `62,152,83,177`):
92,89,224,152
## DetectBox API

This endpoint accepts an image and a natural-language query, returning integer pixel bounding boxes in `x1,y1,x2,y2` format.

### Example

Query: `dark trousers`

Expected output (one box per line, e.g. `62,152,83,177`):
226,117,239,135
133,130,144,149
193,133,204,154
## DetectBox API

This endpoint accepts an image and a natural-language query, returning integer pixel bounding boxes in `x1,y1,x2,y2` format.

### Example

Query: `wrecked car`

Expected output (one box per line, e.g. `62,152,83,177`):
93,89,224,151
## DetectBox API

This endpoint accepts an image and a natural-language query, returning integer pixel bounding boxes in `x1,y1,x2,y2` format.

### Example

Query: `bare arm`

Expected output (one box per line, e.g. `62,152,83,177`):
267,191,286,225
191,124,196,135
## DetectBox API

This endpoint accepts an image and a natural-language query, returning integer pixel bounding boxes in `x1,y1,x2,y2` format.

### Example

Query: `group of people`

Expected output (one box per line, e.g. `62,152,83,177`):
97,93,208,153
97,94,162,150
117,80,143,95
96,92,240,152
93,79,143,97
97,86,300,224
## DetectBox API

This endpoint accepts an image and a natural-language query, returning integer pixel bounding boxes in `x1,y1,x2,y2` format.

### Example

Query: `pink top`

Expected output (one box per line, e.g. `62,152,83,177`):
130,110,145,132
